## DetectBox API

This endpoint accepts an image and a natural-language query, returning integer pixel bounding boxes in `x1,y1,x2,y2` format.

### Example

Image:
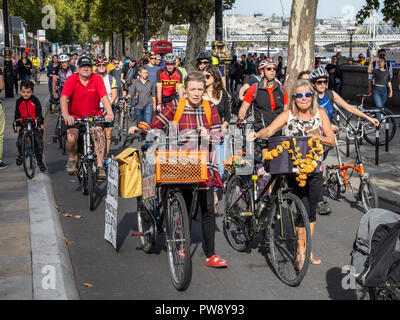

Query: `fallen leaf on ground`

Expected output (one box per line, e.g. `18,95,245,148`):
63,237,71,245
73,215,82,219
83,283,93,288
63,213,73,217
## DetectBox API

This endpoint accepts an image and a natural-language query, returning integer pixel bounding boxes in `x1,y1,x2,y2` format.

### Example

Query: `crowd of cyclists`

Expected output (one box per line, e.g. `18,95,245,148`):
6,46,385,271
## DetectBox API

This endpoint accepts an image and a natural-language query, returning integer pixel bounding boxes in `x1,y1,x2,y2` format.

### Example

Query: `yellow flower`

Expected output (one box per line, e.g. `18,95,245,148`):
299,180,306,187
276,145,283,153
295,147,300,152
282,141,290,149
271,149,279,157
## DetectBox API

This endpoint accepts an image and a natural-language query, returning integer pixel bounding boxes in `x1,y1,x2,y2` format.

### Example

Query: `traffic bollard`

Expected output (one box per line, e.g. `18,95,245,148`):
385,120,389,152
375,126,379,166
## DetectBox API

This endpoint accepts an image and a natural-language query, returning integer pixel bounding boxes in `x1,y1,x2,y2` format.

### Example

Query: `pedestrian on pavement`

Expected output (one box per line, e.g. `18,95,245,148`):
0,68,6,170
203,64,231,215
17,51,33,81
325,55,340,93
276,56,284,83
243,53,256,84
368,56,392,120
128,67,155,125
14,80,46,172
247,79,336,270
11,52,19,95
228,55,241,93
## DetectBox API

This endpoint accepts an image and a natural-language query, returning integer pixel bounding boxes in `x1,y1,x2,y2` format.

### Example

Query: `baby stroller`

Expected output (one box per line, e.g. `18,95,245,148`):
351,208,400,300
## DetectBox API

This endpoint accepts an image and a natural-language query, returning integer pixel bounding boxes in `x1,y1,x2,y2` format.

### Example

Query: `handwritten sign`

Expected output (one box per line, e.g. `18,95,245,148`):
105,158,118,249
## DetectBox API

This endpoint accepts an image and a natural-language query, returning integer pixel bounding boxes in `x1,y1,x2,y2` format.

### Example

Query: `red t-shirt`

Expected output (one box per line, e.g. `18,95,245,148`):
61,73,107,119
243,84,288,111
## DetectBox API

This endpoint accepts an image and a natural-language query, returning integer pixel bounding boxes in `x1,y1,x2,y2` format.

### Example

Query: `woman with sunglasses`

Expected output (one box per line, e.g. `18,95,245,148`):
248,79,335,269
203,65,231,215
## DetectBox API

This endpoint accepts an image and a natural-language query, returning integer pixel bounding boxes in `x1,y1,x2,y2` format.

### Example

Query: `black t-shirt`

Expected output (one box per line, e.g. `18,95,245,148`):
215,91,231,124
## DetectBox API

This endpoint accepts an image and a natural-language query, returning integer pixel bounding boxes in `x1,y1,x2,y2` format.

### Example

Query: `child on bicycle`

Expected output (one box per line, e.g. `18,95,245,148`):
14,80,46,172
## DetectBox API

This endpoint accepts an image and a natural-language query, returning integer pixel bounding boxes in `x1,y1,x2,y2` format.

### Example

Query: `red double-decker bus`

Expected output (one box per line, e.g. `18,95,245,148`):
150,41,173,57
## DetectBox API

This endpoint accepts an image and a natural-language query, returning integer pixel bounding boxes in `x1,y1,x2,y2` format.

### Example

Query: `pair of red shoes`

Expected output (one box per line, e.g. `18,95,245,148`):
205,255,228,268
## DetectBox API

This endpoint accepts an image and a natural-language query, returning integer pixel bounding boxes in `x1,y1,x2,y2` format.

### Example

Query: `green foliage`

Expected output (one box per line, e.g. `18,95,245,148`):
356,0,400,27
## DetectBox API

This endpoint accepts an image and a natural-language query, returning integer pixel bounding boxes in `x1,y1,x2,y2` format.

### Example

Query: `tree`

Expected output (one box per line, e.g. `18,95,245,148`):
356,0,400,27
285,0,318,93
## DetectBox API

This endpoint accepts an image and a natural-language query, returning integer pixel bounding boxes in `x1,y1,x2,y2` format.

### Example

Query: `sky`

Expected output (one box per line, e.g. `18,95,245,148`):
227,0,381,19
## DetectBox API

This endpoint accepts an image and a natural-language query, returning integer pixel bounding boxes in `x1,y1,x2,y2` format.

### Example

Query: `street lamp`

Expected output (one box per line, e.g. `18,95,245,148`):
347,28,356,59
265,30,272,59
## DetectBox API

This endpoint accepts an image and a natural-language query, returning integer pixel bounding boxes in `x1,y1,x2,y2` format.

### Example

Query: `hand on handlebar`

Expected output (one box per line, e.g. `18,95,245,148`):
370,118,380,127
64,115,75,126
129,126,139,135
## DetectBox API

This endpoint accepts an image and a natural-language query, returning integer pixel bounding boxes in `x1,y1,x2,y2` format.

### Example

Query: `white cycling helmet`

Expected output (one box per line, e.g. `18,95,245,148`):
164,53,176,64
59,54,70,63
309,67,329,81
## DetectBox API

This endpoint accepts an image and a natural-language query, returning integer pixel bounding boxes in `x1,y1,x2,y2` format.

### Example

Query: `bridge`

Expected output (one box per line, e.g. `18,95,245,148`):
169,33,400,48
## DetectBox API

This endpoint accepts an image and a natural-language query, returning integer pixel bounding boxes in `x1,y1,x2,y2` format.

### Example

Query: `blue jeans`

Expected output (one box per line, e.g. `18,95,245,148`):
373,86,388,120
21,74,30,81
135,105,153,124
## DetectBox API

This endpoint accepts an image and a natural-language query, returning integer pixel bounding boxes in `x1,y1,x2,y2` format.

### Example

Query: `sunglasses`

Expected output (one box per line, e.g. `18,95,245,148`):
295,92,313,99
316,80,328,85
205,74,213,80
166,63,175,66
266,67,276,71
199,61,210,65
149,57,156,60
97,64,107,68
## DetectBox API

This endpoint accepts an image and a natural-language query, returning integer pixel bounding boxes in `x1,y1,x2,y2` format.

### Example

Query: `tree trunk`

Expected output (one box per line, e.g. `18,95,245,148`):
184,11,214,72
286,0,318,94
160,6,172,41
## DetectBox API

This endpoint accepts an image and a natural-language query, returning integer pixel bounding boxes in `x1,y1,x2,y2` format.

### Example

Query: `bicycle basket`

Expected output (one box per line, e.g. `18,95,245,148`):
155,150,208,184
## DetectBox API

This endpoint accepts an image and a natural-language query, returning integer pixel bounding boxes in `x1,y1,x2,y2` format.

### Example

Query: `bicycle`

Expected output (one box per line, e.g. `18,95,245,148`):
74,116,106,211
345,94,397,146
127,127,204,290
324,122,379,213
223,120,311,287
13,117,41,179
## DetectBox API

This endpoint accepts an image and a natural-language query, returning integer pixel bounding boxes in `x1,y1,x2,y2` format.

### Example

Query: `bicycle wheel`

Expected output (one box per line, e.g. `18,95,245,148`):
87,164,95,211
165,190,191,291
22,132,36,179
223,174,253,252
324,167,340,200
267,192,311,287
359,178,379,213
137,199,156,253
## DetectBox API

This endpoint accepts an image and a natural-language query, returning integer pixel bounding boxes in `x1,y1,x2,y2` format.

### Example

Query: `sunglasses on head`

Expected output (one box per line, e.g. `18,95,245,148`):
316,80,328,85
295,92,313,99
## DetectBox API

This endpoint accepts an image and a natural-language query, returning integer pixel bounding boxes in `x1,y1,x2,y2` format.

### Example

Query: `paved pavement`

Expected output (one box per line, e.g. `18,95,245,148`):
0,76,399,300
0,76,78,300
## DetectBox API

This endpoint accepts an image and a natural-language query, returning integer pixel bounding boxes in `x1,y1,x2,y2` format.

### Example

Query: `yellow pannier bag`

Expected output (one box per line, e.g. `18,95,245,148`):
115,148,142,198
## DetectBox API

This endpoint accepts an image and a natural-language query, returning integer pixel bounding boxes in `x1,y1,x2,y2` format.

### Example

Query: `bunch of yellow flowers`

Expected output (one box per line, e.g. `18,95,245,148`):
262,137,324,187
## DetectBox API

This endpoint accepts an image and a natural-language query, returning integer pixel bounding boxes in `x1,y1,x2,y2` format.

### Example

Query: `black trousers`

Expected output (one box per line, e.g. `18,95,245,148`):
230,75,241,93
287,172,323,227
182,187,216,258
16,129,44,162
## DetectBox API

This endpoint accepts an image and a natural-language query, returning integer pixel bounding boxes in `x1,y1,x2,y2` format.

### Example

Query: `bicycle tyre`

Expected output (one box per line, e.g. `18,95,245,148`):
324,167,340,200
223,174,253,252
165,190,191,291
359,178,379,213
22,132,36,179
267,192,311,287
87,165,95,211
137,199,156,253
115,110,122,141
347,108,396,146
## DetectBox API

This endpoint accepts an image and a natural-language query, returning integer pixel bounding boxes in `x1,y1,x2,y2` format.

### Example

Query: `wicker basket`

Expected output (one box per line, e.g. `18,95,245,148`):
155,150,208,184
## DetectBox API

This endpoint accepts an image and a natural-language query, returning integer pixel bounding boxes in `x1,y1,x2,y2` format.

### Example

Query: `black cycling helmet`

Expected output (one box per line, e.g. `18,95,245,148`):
196,51,212,62
309,67,329,81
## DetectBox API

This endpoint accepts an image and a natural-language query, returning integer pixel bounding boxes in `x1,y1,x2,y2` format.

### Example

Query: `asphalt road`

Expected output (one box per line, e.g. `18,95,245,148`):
42,98,399,300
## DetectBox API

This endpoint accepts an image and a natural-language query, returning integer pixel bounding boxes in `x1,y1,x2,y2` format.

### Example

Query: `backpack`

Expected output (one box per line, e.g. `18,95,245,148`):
250,79,286,104
350,208,400,287
173,98,211,127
